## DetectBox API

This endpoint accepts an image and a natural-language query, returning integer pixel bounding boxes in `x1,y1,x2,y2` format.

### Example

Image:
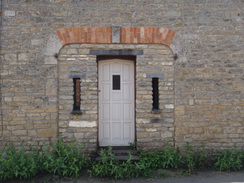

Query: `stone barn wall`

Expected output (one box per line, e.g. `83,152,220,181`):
0,0,243,152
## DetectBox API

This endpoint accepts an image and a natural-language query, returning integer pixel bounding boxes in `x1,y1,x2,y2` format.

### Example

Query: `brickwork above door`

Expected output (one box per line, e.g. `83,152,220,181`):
56,27,175,47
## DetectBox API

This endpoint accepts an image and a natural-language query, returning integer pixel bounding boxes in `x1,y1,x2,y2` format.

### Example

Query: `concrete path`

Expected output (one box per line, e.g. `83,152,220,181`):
60,170,244,183
152,171,244,183
4,170,244,183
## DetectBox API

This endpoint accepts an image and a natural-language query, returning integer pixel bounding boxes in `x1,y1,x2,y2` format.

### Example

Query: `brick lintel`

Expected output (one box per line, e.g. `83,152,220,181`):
56,27,175,47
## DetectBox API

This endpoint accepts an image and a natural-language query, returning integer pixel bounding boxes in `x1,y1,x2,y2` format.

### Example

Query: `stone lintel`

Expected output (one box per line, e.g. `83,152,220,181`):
90,49,143,55
146,73,164,78
150,118,164,123
68,73,86,78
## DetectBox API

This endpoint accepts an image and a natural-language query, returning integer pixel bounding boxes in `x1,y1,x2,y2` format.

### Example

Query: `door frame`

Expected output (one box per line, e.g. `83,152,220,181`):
97,55,136,147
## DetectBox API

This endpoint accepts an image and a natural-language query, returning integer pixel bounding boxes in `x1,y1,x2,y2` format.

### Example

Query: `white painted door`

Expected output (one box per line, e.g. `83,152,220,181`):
99,59,135,146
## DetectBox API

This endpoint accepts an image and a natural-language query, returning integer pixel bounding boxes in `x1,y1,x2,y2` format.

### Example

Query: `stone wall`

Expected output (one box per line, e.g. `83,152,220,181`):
0,0,243,151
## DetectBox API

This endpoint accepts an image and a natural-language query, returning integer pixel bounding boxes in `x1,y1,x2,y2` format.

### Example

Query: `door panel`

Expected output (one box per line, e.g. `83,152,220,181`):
99,59,135,146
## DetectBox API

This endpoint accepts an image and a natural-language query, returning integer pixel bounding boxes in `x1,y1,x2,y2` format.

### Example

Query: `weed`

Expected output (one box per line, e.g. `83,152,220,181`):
0,144,39,181
195,142,208,169
182,142,209,173
40,137,90,178
129,141,137,150
88,147,151,179
183,142,196,173
214,147,243,171
140,143,183,169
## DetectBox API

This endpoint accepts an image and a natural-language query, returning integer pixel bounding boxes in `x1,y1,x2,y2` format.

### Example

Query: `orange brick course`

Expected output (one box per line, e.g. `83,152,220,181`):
120,27,175,46
56,27,113,45
56,27,175,46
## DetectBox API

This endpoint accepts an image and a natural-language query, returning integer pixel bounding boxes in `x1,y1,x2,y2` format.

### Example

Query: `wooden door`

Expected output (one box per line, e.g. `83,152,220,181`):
98,59,135,146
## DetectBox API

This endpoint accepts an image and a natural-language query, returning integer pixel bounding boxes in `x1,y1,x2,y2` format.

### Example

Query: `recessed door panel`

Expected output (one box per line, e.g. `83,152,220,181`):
123,103,132,121
123,122,132,140
112,122,121,140
112,92,121,101
102,122,110,140
123,83,132,101
101,84,110,101
112,103,121,121
101,103,110,121
102,63,110,81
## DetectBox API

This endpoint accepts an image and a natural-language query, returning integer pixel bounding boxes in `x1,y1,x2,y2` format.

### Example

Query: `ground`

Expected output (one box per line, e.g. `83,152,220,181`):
4,170,244,183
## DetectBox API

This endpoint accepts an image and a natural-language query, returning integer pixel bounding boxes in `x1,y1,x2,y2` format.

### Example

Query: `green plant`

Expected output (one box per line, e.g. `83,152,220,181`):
139,143,183,169
129,141,137,150
0,144,39,181
88,147,115,177
88,147,151,179
183,142,197,173
40,138,90,178
195,142,208,169
214,147,243,171
182,142,209,173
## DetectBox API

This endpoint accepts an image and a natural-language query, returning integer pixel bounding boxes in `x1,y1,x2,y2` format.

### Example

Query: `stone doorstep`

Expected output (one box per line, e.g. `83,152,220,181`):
95,146,140,161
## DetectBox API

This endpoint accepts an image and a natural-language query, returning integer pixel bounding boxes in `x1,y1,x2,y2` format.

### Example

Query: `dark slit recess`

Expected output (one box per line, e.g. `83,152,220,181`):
152,78,159,110
73,78,81,112
113,75,120,90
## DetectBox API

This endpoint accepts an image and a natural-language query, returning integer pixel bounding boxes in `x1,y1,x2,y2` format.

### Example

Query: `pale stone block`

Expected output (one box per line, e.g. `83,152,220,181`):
67,58,76,61
4,10,15,16
175,105,185,115
4,97,12,102
189,99,194,105
137,119,150,124
67,49,78,54
161,131,173,138
146,128,157,132
69,121,97,128
165,104,174,109
44,57,57,64
18,53,29,61
161,62,173,66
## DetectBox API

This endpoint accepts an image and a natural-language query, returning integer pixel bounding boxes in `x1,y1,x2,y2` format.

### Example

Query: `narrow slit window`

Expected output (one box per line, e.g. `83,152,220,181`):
73,78,81,112
113,75,120,90
152,78,159,110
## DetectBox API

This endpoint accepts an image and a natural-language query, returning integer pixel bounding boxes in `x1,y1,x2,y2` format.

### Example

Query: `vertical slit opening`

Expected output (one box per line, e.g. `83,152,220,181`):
152,77,159,110
72,78,81,114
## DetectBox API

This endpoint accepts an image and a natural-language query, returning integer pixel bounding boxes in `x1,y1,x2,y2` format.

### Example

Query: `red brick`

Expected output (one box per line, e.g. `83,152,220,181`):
56,26,175,46
87,27,91,43
90,27,95,43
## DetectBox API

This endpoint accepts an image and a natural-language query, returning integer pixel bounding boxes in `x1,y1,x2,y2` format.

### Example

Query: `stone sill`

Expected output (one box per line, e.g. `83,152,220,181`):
151,109,161,114
71,110,82,115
